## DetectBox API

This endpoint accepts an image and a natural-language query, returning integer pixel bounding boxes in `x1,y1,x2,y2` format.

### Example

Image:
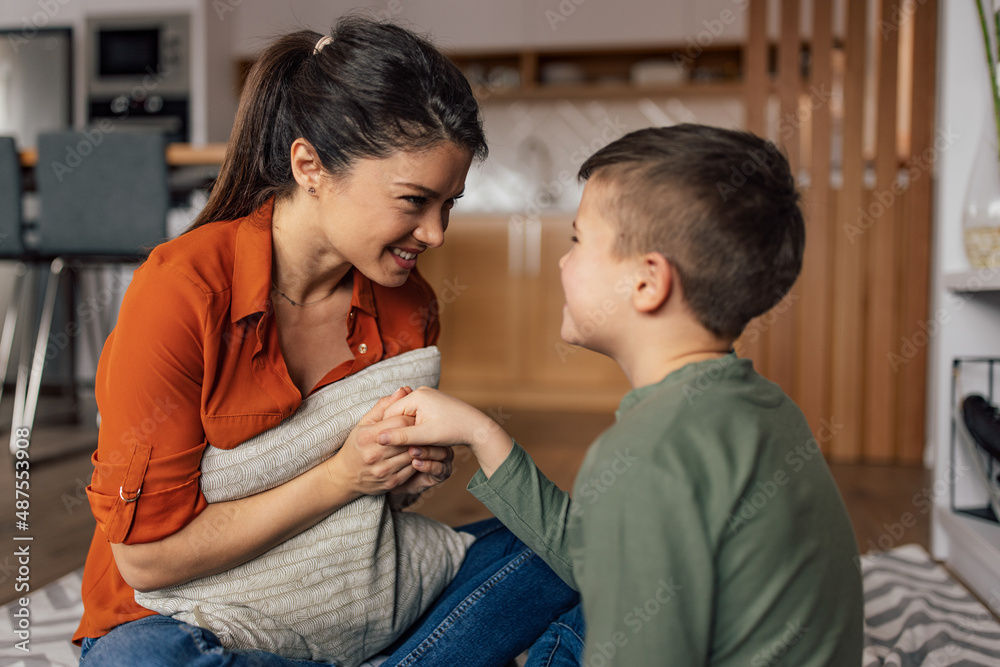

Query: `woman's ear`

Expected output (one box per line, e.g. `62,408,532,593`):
289,138,323,193
632,252,673,313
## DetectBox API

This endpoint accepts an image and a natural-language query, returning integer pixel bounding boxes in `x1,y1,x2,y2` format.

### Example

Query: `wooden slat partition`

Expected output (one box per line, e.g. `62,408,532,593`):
741,0,937,463
864,0,902,462
738,0,772,370
744,0,770,136
766,0,803,397
796,0,835,448
897,0,938,464
829,0,868,461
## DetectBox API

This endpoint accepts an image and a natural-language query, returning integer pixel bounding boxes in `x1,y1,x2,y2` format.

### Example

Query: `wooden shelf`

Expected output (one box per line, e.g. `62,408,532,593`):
944,270,1000,293
471,80,745,102
447,43,743,102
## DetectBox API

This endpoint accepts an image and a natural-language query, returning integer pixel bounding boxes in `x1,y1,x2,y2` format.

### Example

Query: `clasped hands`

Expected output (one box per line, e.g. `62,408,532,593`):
333,386,514,510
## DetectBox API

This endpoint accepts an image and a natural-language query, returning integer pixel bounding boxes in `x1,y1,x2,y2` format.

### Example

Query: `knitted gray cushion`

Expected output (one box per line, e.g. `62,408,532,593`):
135,347,474,666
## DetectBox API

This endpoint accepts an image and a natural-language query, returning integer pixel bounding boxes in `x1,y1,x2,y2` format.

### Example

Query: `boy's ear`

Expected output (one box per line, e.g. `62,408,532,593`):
289,138,323,192
632,252,673,314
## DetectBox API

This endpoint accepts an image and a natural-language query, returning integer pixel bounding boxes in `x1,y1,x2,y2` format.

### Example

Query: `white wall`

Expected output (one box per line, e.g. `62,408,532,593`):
929,1,1000,551
225,0,849,58
226,0,752,57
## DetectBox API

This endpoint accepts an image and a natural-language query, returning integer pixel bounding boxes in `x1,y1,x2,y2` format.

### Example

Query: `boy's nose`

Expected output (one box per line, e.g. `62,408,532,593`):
558,251,569,269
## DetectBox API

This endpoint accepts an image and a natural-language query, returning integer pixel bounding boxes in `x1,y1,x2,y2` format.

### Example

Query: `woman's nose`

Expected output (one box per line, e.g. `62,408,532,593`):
414,212,446,248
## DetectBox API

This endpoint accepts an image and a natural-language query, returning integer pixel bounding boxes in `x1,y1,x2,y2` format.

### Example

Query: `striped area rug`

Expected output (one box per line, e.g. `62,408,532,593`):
0,567,83,666
862,545,1000,666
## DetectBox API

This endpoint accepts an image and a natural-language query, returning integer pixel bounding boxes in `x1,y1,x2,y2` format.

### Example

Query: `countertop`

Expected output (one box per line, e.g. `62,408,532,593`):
19,142,228,167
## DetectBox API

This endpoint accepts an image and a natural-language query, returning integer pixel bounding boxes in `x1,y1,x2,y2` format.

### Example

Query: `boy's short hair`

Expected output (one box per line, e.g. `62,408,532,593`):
578,124,805,341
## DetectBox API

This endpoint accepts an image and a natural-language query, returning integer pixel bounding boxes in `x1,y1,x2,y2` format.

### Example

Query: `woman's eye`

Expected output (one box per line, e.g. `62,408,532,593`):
403,195,428,206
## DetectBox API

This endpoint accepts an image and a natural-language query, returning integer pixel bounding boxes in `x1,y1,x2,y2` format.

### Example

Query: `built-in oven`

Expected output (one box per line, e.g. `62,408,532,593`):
84,14,190,142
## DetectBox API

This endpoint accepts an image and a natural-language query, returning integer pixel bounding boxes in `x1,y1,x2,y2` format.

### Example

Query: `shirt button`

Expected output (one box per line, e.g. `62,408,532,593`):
358,343,368,354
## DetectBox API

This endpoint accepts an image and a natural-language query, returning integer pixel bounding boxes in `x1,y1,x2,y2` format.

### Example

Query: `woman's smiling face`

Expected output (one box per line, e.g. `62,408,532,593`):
314,141,473,287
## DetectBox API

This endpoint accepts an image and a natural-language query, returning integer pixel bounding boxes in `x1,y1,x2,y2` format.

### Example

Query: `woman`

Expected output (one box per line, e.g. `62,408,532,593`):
74,17,583,667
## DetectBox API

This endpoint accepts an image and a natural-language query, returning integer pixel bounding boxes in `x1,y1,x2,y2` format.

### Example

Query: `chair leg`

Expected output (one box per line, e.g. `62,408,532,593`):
8,262,41,456
0,262,27,411
76,266,109,429
10,258,65,453
80,268,107,392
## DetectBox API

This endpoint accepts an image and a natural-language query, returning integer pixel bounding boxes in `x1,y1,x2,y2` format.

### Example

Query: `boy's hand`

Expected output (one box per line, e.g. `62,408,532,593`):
327,388,419,496
378,387,514,478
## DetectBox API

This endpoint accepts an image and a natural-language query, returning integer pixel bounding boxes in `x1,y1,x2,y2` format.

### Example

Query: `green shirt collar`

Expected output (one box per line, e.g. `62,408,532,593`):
615,351,743,420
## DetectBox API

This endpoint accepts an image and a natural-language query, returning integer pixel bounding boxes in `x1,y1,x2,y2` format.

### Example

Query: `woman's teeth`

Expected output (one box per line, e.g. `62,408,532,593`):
391,248,417,260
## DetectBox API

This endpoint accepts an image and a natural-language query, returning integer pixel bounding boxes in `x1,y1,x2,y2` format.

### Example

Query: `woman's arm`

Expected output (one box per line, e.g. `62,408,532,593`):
99,260,453,592
113,390,430,592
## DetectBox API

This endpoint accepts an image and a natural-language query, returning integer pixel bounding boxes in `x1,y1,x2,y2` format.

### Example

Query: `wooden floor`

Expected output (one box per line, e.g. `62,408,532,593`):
0,401,931,607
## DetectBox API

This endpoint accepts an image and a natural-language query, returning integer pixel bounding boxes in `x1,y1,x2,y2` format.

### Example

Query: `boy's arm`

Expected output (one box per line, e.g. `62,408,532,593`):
467,442,577,588
378,387,578,587
379,386,514,476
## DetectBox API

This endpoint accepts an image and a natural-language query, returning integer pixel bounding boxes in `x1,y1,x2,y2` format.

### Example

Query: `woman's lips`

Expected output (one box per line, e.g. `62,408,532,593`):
390,246,419,269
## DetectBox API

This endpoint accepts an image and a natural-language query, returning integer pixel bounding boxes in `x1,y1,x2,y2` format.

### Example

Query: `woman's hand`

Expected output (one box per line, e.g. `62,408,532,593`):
388,444,455,510
377,387,514,478
325,387,422,496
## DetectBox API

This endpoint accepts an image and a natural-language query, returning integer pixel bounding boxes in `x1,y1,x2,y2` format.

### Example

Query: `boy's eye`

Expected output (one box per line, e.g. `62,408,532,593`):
570,235,578,243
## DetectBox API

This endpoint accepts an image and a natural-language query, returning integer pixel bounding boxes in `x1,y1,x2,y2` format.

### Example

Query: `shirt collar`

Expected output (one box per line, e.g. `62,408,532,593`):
231,199,275,323
615,352,744,420
352,267,377,318
230,198,379,322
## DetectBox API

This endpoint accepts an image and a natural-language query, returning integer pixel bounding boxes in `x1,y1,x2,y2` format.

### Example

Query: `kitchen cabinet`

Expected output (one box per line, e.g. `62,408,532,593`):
418,215,630,412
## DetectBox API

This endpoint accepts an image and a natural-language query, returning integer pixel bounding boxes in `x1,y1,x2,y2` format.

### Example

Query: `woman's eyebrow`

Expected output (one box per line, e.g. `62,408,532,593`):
395,183,441,198
395,182,465,199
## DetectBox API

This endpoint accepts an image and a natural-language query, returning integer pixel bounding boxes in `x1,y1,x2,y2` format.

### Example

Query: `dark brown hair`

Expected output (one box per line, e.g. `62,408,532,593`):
189,16,487,230
579,124,805,340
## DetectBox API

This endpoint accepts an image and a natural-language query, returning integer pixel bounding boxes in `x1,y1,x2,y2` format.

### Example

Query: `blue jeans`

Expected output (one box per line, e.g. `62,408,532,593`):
79,519,584,667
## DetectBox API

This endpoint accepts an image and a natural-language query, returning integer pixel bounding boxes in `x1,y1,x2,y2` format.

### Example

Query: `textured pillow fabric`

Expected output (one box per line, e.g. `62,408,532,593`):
135,347,475,666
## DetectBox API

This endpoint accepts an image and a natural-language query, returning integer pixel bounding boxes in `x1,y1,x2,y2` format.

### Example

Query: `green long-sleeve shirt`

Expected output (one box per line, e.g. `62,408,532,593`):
468,354,863,666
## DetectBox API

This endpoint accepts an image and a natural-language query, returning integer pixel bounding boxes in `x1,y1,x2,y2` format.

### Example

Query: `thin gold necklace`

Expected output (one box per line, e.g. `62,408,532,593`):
270,283,338,307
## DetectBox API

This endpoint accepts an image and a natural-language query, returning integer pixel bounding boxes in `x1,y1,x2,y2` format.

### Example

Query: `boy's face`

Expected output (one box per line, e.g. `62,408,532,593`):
558,178,635,356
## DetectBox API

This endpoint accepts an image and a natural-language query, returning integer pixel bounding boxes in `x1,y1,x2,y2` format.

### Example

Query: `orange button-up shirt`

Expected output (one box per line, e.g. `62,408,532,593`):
74,200,439,643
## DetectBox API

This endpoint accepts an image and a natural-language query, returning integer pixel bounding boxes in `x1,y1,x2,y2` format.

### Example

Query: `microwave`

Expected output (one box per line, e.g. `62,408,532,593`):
85,14,190,101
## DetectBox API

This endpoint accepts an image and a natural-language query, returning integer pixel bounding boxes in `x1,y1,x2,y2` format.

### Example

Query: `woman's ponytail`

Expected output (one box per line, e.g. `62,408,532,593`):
189,31,317,228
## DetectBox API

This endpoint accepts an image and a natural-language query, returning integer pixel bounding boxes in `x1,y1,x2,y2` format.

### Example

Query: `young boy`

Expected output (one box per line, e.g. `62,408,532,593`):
378,124,864,665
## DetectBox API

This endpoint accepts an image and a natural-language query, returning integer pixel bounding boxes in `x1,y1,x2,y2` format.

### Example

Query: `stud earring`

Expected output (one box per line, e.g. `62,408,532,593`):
308,187,316,195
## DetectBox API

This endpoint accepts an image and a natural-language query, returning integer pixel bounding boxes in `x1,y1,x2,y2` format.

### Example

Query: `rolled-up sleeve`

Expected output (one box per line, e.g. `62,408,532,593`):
87,258,209,545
